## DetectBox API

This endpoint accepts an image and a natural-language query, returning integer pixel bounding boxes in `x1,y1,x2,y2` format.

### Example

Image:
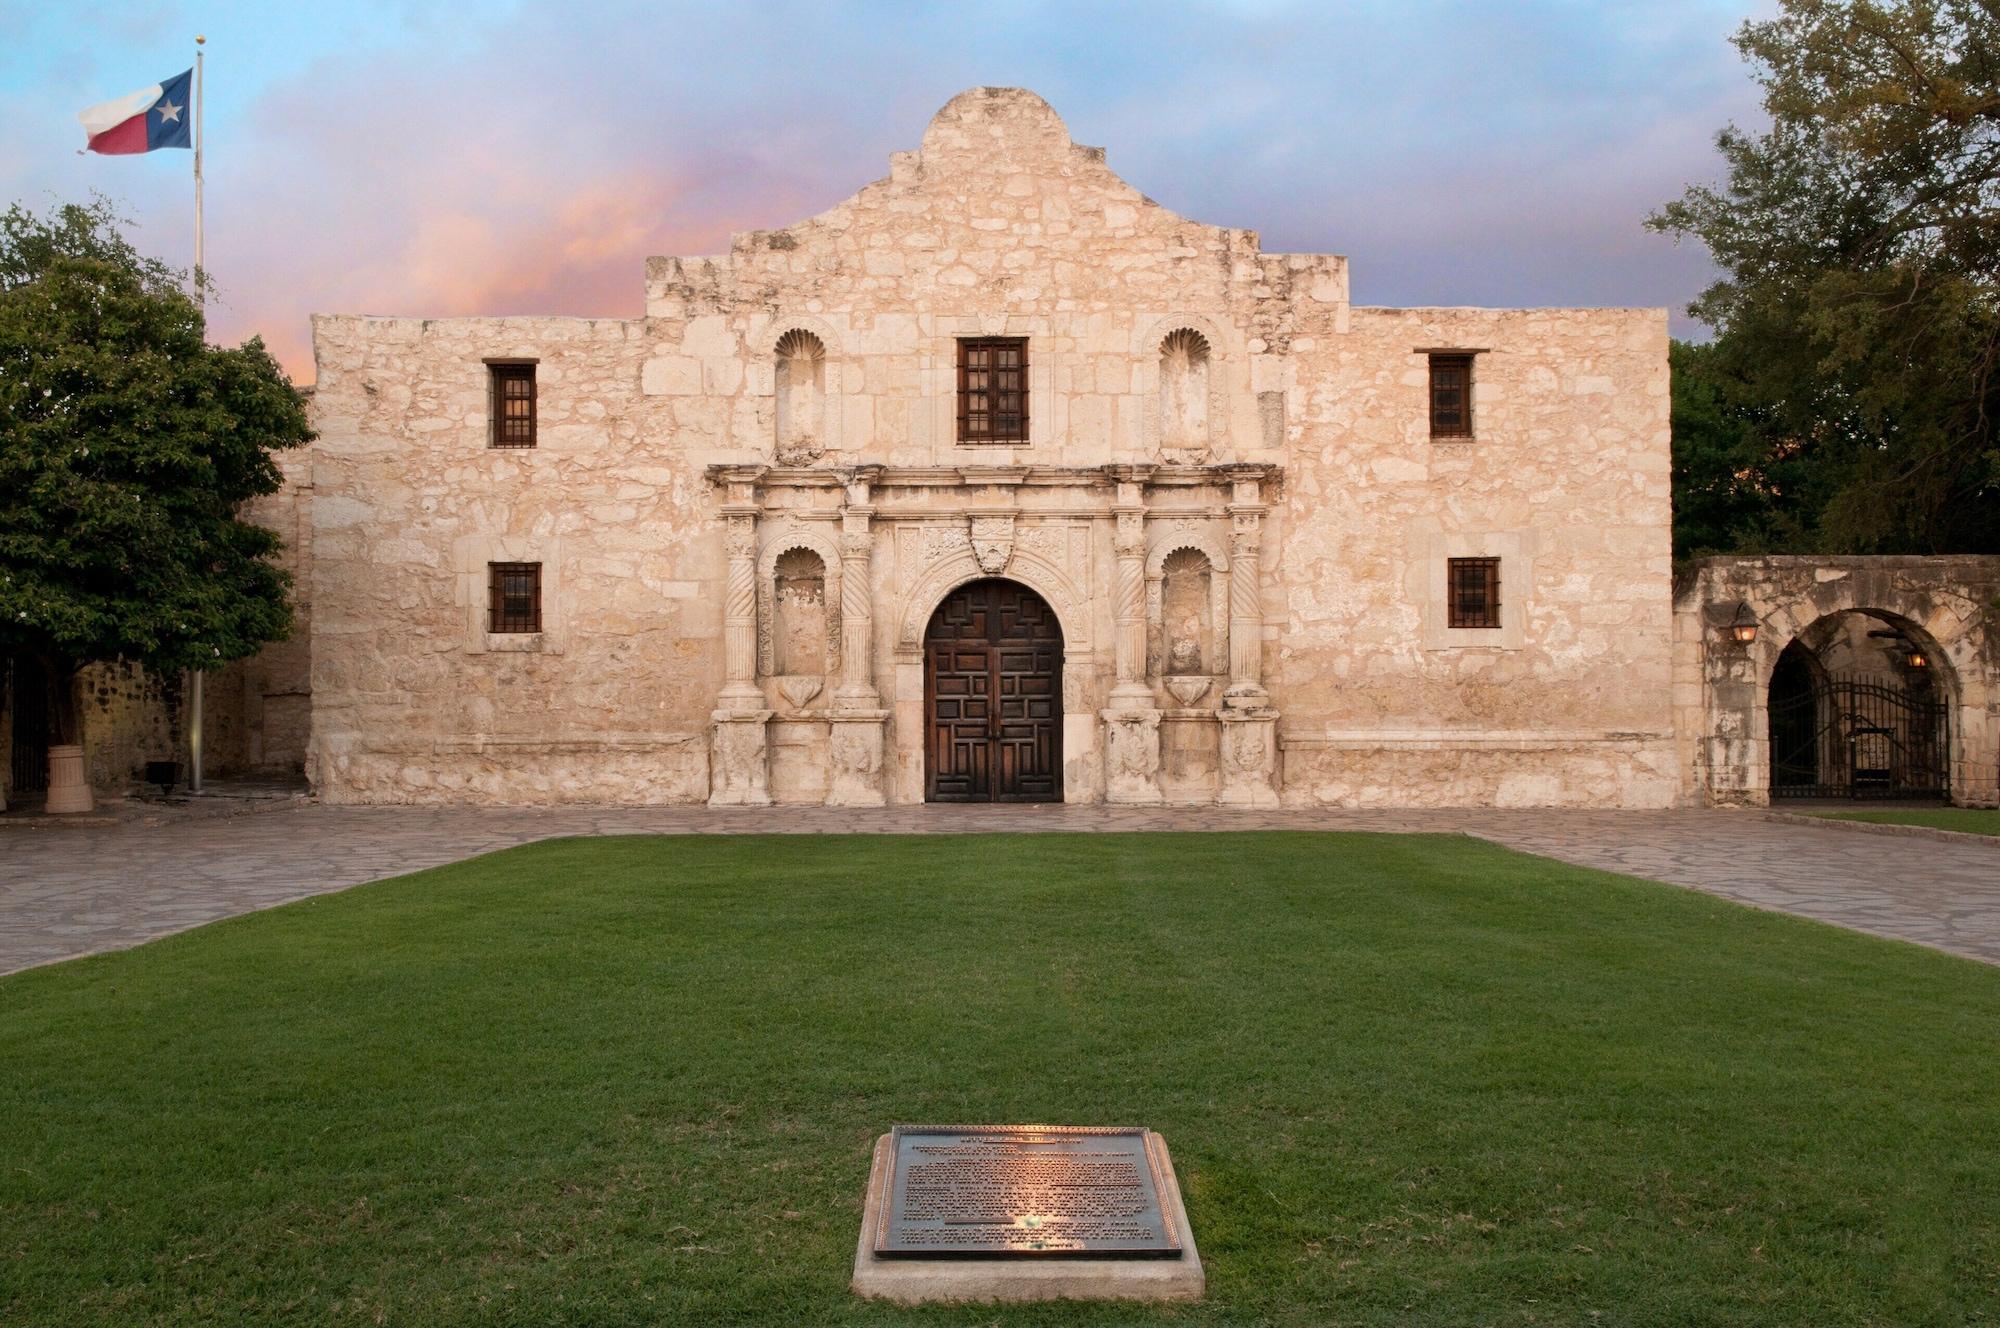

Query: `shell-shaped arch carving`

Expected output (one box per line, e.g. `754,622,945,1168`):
896,546,1090,657
1145,531,1230,578
757,524,844,677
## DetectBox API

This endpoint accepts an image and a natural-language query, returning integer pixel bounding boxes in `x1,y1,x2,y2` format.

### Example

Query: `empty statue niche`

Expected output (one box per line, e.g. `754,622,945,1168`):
1161,547,1214,677
775,329,826,464
772,548,830,682
1159,328,1211,460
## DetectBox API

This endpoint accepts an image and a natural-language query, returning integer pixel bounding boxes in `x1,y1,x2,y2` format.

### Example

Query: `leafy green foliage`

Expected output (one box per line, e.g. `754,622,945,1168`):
5,832,2000,1325
1654,0,2000,556
0,198,310,736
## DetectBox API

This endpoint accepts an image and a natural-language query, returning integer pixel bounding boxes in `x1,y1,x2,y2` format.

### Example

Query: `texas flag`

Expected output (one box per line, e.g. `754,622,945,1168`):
78,69,193,155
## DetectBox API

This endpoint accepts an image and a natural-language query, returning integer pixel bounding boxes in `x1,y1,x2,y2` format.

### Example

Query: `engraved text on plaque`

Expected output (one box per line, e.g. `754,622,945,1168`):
872,1124,1181,1258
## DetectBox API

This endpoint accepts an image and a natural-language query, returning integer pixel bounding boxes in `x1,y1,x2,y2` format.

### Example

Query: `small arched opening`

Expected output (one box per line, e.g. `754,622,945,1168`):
1767,608,1953,801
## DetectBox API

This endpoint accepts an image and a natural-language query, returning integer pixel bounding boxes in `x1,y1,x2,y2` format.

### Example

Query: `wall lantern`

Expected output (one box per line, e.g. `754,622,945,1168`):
1906,648,1929,671
1727,602,1759,646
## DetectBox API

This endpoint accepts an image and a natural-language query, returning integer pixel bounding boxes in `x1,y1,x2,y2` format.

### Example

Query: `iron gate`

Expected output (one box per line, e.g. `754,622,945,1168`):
7,655,50,795
1769,674,1949,800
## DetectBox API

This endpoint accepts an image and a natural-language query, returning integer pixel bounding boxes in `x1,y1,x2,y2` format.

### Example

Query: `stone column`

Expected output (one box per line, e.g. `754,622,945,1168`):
829,467,887,807
1217,465,1279,806
710,466,772,806
1109,467,1155,709
1222,468,1270,710
1102,465,1162,804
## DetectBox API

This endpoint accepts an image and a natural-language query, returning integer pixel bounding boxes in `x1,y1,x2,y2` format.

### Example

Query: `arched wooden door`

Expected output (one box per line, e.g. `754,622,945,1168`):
924,579,1063,802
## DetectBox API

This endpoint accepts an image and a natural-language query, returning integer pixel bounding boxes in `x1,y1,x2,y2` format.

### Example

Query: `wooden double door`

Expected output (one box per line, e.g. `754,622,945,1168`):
924,579,1063,802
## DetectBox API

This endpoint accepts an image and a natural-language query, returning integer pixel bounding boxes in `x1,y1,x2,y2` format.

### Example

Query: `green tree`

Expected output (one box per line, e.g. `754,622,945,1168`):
1653,0,2000,555
0,198,311,755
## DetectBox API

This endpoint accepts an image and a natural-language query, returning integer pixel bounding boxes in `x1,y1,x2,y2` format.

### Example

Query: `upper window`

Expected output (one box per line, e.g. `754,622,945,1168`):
490,362,537,448
1429,353,1473,439
489,562,542,633
957,338,1028,444
1447,557,1500,629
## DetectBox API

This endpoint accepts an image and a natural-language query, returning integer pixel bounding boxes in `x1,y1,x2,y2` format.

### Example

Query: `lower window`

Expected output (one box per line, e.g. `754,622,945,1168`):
489,562,542,633
1447,557,1500,629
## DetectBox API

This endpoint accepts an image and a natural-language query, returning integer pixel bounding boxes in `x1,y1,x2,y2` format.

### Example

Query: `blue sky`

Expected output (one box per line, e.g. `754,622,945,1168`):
1,1,1771,378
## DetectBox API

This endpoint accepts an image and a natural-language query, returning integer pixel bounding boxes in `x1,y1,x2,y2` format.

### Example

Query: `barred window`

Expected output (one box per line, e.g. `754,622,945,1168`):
957,338,1028,444
1447,557,1500,629
1429,353,1473,439
489,562,542,633
490,362,537,448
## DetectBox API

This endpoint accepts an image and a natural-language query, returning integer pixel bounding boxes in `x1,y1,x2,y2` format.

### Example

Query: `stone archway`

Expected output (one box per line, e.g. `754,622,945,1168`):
922,579,1063,802
1676,557,2000,807
1766,610,1952,800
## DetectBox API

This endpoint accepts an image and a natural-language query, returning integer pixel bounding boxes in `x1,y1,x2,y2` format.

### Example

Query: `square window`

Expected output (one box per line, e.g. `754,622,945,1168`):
957,338,1028,444
488,562,542,633
489,363,537,448
1429,353,1473,439
1447,557,1500,629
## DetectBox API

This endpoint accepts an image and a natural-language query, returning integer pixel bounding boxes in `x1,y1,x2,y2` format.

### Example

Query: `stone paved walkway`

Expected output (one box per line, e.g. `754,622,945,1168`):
1,804,1994,975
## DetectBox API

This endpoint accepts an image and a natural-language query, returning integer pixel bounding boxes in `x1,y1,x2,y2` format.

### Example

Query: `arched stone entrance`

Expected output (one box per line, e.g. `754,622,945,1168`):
1675,556,2000,807
923,579,1063,802
1766,611,1951,800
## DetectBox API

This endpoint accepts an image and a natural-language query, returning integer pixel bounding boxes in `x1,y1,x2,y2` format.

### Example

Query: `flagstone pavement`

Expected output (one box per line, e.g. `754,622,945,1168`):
1,802,1994,976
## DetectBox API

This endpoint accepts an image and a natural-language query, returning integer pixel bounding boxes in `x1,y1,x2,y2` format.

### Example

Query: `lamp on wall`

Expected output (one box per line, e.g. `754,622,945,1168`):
1727,602,1759,646
1905,647,1929,671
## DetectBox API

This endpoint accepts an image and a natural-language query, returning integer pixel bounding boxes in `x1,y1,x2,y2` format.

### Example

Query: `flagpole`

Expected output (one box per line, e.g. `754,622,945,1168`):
189,34,206,795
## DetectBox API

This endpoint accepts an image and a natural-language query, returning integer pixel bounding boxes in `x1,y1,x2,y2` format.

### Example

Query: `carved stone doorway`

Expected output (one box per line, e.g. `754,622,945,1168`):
923,579,1063,802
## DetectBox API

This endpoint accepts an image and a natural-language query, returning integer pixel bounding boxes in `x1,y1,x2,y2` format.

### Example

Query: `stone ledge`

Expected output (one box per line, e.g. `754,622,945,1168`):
1764,810,2000,847
851,1132,1204,1304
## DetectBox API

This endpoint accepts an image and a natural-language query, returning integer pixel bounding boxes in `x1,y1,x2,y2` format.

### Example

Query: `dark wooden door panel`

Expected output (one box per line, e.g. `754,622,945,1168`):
924,579,1062,803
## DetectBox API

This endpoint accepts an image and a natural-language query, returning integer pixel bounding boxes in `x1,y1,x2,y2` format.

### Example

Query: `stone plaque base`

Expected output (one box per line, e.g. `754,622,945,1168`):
851,1132,1204,1304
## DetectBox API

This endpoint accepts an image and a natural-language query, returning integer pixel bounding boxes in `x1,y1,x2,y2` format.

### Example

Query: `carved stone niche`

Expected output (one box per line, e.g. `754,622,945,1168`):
772,547,830,712
1158,328,1212,465
775,329,827,465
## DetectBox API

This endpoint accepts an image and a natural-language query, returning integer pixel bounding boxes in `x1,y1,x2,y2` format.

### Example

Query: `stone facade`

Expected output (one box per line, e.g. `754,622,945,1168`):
290,87,1686,808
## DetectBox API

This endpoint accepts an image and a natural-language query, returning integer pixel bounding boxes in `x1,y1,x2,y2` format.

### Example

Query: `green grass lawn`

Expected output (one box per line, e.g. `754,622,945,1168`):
4,833,1998,1327
1810,807,2000,837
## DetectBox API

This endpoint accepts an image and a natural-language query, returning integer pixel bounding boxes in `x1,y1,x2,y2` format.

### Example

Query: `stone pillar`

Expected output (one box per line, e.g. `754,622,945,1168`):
1222,469,1270,711
1218,465,1278,805
1109,467,1155,709
829,467,887,806
834,468,882,710
1102,465,1163,804
710,467,771,806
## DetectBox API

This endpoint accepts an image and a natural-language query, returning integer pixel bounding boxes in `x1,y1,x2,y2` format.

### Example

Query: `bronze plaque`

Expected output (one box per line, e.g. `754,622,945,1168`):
872,1124,1182,1258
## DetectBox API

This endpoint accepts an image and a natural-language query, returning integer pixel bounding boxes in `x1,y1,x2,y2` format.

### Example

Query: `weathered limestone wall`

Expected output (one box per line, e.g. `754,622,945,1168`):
1276,306,1675,807
309,315,713,803
208,444,316,776
305,86,1677,807
1675,556,2000,807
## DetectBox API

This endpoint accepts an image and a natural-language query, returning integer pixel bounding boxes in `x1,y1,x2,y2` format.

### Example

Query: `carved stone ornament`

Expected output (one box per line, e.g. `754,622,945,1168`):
825,713,887,808
920,524,969,563
777,675,822,710
1164,675,1212,707
970,514,1016,575
1101,708,1164,805
709,712,773,806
